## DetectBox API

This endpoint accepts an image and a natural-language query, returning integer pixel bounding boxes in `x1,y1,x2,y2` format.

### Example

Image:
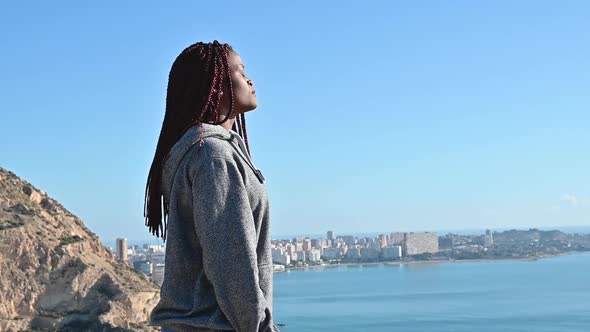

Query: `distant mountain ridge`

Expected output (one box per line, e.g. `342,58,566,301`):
0,167,160,331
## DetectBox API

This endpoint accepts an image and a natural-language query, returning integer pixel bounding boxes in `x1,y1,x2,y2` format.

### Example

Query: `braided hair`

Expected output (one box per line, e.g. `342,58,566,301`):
144,40,251,241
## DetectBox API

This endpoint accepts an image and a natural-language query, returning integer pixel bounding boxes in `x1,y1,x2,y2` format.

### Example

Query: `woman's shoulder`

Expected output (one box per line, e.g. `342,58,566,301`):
198,137,237,161
182,136,240,174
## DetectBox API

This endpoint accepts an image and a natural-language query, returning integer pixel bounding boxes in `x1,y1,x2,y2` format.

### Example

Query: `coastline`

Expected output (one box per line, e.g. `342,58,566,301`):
273,251,573,273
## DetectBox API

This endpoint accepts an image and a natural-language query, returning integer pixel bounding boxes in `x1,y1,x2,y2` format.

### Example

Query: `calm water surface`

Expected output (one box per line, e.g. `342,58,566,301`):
273,251,590,331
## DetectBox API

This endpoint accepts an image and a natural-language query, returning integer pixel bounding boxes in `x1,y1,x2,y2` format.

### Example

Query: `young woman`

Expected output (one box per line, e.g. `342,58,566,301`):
145,41,280,332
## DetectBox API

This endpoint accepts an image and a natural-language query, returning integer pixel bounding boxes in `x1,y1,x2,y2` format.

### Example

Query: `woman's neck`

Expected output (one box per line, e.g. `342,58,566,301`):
216,108,237,130
218,116,235,130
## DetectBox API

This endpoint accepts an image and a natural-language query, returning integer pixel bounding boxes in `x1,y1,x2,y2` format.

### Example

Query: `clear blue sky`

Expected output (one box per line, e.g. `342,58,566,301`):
1,1,589,244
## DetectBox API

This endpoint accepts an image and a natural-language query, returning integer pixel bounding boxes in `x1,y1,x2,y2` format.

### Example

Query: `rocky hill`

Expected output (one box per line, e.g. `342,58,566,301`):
0,167,160,331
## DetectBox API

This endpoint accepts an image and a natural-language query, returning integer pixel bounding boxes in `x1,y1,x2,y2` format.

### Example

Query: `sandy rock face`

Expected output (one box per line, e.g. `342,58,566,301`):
0,167,161,331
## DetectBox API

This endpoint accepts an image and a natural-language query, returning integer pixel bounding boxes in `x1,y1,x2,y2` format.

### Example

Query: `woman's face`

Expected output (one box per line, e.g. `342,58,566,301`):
227,51,257,114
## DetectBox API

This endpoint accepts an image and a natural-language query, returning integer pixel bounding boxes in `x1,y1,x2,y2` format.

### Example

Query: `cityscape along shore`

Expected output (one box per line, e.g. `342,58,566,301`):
272,252,573,273
110,228,590,285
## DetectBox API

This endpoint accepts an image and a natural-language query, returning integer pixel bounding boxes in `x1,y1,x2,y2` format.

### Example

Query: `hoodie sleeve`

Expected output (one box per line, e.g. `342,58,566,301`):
191,156,278,332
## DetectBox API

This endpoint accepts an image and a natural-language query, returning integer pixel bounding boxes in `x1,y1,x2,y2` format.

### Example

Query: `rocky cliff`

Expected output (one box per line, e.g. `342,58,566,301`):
0,167,160,331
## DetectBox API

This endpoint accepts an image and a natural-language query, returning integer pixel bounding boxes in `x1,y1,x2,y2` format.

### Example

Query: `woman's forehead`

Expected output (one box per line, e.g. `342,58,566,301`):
228,51,244,69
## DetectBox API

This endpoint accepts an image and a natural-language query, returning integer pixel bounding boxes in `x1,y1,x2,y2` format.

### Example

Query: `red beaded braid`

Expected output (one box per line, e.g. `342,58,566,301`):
144,40,251,241
240,113,251,154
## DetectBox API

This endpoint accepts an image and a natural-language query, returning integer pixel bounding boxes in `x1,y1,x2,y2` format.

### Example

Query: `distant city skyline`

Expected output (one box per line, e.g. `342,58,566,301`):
104,224,590,249
1,1,589,243
117,226,590,281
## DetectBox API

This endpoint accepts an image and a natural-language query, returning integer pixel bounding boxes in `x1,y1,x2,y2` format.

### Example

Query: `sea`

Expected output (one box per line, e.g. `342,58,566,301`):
272,251,590,332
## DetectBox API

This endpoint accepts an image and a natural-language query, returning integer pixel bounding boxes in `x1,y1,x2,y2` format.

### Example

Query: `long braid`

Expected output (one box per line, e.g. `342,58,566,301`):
144,40,250,241
239,113,251,155
235,111,243,137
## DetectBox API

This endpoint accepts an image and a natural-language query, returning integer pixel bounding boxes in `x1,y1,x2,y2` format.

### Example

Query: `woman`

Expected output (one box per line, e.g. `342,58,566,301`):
145,41,280,332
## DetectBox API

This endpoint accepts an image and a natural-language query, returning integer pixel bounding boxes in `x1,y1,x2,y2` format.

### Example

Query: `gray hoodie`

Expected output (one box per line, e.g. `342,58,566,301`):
149,123,279,332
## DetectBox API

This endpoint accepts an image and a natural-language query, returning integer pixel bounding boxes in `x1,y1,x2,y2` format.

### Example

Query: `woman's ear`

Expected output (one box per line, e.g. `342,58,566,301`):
221,82,240,116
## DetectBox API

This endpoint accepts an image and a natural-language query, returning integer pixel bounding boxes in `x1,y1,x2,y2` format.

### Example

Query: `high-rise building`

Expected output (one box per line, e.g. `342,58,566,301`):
360,247,380,260
327,230,334,241
151,253,165,266
403,232,439,256
341,235,355,245
295,242,304,251
309,249,321,262
484,229,494,247
152,263,165,285
302,238,312,251
318,239,329,248
116,238,128,261
285,244,294,254
272,247,291,265
150,252,166,285
146,244,165,254
345,246,361,259
322,247,344,260
382,246,402,259
367,238,381,250
134,260,152,275
295,250,306,262
378,234,388,248
389,232,405,245
438,235,454,249
311,239,321,248
292,237,304,244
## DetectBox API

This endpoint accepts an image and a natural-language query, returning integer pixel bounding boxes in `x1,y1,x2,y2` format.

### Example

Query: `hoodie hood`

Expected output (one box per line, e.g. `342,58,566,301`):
160,122,263,200
161,123,232,199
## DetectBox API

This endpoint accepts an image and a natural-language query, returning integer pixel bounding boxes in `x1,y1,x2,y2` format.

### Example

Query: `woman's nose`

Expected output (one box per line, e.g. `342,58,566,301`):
247,79,253,86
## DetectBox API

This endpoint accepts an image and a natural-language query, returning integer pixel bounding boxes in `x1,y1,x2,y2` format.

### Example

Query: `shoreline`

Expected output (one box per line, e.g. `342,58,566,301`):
273,251,575,273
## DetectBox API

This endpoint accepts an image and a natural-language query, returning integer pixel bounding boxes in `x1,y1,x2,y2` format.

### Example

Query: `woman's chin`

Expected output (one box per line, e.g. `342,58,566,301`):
245,103,258,112
234,100,258,114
